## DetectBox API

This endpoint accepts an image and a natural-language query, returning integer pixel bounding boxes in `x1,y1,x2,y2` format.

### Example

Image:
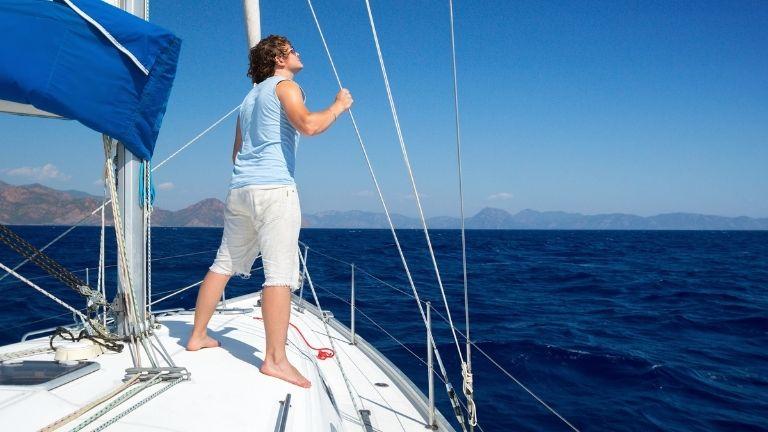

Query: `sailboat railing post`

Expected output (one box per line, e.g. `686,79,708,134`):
350,263,356,345
426,301,436,429
85,267,89,286
296,245,309,312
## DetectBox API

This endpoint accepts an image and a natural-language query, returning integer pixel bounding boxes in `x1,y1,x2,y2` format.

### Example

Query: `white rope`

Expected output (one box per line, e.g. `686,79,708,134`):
302,244,577,431
39,374,142,432
149,280,202,307
307,1,469,426
0,346,55,362
0,209,104,283
298,243,420,302
303,0,464,409
427,305,581,432
98,183,107,328
144,161,153,316
3,310,82,332
311,281,486,431
361,0,465,367
61,0,149,75
89,377,183,432
103,136,144,367
0,249,218,288
67,373,164,432
149,265,262,307
298,251,365,425
148,249,218,262
0,261,89,323
447,0,476,427
312,281,426,365
471,340,580,432
151,105,240,171
0,108,238,285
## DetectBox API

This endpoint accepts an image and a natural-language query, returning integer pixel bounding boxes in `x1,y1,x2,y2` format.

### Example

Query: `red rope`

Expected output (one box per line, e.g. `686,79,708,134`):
253,316,335,360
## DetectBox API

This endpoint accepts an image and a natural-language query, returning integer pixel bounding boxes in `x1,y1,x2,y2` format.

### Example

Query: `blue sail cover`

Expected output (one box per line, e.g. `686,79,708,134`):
0,0,181,160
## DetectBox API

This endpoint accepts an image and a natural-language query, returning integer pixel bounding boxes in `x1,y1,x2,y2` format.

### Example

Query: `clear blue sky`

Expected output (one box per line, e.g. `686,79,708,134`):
1,0,766,217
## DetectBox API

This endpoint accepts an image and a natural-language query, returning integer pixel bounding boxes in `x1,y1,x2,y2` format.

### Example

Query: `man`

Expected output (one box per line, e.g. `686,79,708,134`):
186,35,353,389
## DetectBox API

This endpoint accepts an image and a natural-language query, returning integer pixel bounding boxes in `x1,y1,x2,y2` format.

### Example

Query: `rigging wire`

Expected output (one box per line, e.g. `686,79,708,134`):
361,0,466,366
446,0,477,427
301,244,580,432
310,280,487,431
0,106,238,285
298,250,366,425
303,1,469,428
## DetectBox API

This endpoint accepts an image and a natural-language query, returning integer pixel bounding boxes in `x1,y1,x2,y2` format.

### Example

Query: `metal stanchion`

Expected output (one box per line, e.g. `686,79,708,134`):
350,263,356,345
426,302,437,429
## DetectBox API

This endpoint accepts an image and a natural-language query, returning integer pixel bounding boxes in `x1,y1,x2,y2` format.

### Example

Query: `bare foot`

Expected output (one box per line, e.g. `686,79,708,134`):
186,334,221,351
260,358,312,388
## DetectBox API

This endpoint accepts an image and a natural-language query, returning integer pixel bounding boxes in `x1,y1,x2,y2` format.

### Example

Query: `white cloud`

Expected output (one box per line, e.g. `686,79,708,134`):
487,192,513,201
404,192,429,201
158,182,175,191
3,163,70,181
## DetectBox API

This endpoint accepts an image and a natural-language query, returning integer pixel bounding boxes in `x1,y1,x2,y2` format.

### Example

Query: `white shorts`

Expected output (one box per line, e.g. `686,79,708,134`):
209,185,301,290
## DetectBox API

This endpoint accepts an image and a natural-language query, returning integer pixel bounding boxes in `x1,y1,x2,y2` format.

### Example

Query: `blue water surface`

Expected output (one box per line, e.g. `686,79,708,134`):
0,227,766,431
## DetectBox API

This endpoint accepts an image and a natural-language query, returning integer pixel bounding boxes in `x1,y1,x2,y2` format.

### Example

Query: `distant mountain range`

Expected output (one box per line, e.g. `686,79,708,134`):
1,181,766,230
0,181,224,227
303,208,768,230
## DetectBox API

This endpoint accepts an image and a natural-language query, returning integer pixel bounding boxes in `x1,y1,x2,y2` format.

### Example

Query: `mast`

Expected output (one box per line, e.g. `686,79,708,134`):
243,0,261,49
115,0,148,335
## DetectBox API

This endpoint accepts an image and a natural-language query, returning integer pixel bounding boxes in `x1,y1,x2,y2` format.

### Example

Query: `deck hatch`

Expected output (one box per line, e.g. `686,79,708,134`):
0,360,99,391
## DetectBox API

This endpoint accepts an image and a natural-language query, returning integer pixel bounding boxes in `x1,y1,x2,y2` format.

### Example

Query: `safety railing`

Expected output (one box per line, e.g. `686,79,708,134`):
5,240,580,432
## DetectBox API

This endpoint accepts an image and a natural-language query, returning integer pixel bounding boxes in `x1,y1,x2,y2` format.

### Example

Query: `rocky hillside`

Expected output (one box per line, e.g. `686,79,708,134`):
1,181,766,229
0,181,225,227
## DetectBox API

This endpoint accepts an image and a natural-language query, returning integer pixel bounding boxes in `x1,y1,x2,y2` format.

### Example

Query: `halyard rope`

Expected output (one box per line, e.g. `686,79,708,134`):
143,160,154,316
0,262,91,324
103,136,145,366
0,225,100,302
302,245,579,432
310,280,486,431
303,1,468,428
0,107,238,284
39,374,142,432
299,251,365,425
98,183,107,328
66,373,164,432
151,105,239,172
0,346,55,362
361,0,466,366
447,0,476,426
0,216,104,284
87,377,184,432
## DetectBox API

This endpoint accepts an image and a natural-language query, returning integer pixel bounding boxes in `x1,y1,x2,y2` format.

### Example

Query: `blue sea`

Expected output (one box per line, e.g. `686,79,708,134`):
1,227,766,431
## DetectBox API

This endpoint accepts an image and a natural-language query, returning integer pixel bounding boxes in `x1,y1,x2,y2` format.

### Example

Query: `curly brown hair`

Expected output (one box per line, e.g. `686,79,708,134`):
247,35,292,84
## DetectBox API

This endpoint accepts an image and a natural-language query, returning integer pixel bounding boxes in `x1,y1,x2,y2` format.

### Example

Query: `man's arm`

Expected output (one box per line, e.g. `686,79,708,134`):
232,116,242,164
276,80,352,136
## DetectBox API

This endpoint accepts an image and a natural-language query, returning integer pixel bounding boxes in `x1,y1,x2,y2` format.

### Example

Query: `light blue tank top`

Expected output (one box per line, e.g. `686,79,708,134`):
230,75,301,189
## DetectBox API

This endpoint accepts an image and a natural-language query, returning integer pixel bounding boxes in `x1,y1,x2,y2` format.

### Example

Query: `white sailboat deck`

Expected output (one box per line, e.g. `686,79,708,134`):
0,292,454,431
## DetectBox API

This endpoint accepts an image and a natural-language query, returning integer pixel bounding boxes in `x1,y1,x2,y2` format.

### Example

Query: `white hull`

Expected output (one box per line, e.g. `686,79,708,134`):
0,291,455,431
